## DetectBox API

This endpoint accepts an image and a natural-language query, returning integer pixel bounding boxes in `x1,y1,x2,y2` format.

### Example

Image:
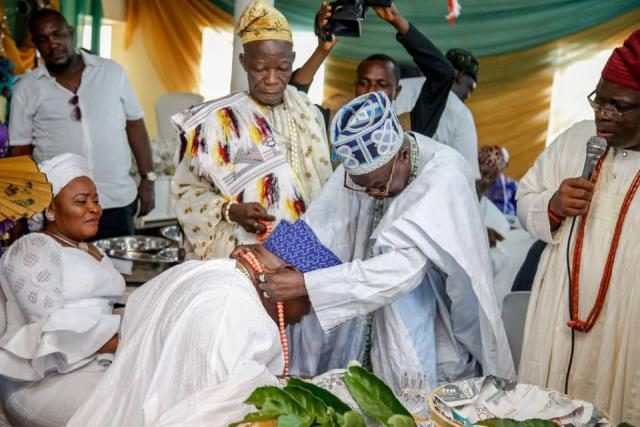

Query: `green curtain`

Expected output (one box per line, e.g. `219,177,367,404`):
59,0,102,54
209,0,638,59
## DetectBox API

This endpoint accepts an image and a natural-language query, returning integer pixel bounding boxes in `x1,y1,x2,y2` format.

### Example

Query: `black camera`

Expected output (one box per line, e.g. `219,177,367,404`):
315,0,393,41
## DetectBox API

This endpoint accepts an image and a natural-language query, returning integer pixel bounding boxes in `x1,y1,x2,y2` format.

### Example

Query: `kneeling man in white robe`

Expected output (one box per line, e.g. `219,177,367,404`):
68,220,340,427
259,91,514,391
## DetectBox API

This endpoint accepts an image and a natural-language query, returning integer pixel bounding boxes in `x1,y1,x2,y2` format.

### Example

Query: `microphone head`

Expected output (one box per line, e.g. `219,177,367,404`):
586,136,607,157
581,136,608,180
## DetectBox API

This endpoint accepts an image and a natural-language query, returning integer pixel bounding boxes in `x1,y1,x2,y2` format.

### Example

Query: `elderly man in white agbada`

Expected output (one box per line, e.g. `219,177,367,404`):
259,91,514,391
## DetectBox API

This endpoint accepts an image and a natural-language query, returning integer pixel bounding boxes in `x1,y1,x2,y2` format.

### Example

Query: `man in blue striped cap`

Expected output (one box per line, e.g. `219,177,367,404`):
259,91,514,390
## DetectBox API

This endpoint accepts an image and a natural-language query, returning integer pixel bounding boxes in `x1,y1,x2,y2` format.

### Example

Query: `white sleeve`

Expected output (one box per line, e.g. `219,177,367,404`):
171,158,233,259
516,136,564,244
2,234,64,322
304,247,428,331
453,109,480,180
118,65,144,120
8,82,34,146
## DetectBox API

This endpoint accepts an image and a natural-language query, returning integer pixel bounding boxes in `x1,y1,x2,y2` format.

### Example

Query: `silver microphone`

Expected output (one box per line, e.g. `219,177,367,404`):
581,136,607,180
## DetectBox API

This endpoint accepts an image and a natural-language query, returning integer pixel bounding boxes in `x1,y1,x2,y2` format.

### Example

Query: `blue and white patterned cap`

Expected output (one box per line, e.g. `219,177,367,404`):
263,220,342,273
331,91,404,176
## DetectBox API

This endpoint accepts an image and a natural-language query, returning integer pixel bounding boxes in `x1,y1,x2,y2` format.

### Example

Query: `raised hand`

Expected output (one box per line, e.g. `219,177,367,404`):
316,1,338,51
371,2,409,34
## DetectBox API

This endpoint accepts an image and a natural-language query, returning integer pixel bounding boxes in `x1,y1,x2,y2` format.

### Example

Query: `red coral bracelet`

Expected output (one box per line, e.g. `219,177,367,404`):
547,205,565,224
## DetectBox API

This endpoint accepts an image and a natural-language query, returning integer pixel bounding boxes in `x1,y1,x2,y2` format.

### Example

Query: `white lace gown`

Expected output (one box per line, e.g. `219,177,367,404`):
0,233,124,426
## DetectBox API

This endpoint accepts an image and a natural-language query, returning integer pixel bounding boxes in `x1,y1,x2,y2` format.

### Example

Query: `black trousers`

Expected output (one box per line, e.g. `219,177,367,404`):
511,240,547,292
94,199,137,240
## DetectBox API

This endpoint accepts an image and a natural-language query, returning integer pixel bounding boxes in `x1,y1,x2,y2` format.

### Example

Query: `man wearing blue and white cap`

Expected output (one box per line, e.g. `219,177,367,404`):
261,91,514,389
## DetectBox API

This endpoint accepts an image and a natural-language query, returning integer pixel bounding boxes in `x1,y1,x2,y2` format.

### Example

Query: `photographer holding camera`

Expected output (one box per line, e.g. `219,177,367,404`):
292,1,456,141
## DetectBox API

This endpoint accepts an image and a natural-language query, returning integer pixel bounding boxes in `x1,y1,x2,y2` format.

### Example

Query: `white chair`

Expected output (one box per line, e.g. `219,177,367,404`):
155,92,204,143
501,291,531,373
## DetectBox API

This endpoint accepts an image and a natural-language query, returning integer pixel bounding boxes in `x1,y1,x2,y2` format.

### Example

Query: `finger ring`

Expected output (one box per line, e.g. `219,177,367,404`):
262,291,271,300
258,273,266,283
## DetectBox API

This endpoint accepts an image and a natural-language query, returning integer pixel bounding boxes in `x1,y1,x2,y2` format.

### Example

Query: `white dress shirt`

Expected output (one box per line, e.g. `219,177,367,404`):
434,91,481,179
9,50,144,209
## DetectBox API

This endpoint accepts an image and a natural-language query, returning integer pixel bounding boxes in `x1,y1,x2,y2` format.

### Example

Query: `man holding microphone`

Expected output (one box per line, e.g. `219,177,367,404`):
516,30,640,426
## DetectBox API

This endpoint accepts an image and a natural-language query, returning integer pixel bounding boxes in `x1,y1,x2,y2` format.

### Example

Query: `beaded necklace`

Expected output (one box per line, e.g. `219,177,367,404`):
239,251,289,376
236,220,288,375
45,230,90,253
261,97,309,201
371,136,420,228
362,136,420,370
568,149,640,332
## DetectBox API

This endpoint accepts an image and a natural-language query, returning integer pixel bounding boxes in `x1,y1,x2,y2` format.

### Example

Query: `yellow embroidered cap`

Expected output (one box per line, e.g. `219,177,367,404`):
236,0,292,45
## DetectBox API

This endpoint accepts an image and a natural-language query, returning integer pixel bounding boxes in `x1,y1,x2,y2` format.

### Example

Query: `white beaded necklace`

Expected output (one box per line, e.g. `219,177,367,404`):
272,100,309,200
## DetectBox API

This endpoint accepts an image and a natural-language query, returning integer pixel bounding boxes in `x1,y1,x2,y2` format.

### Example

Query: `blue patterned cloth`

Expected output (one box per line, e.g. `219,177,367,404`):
264,220,342,273
331,91,403,176
486,174,518,217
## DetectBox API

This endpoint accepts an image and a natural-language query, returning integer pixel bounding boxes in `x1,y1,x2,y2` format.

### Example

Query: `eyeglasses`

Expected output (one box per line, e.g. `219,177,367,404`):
69,95,82,121
343,154,398,197
587,90,640,121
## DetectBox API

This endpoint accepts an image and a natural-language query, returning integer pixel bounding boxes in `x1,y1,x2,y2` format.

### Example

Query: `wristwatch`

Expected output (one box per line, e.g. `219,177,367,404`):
141,171,157,182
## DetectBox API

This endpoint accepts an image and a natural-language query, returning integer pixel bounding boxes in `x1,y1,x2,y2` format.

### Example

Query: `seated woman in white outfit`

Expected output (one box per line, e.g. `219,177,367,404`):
0,153,125,427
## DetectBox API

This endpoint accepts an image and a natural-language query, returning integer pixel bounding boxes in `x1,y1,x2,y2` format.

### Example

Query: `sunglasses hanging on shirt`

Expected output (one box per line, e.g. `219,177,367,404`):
69,94,81,121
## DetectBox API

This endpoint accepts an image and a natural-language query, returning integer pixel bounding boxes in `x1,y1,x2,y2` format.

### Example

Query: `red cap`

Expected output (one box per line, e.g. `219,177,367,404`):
602,29,640,91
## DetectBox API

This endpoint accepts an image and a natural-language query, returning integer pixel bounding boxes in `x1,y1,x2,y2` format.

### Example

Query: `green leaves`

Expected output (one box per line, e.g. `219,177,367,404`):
283,386,329,424
232,379,365,427
287,378,352,415
340,411,367,427
387,415,420,427
477,419,557,427
232,369,416,427
342,366,414,426
234,386,311,426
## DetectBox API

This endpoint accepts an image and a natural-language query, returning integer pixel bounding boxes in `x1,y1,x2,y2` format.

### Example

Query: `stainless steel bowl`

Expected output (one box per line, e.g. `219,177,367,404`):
94,235,171,253
159,225,183,244
95,236,180,284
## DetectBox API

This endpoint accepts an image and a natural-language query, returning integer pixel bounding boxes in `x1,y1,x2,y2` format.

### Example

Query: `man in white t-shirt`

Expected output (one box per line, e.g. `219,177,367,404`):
434,48,481,179
9,9,155,239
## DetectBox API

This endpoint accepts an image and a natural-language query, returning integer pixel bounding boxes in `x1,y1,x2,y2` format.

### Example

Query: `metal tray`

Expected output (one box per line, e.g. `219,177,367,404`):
94,235,172,253
160,225,183,244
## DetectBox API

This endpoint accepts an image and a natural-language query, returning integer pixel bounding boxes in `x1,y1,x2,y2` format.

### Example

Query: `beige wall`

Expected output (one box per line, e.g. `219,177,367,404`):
110,22,167,139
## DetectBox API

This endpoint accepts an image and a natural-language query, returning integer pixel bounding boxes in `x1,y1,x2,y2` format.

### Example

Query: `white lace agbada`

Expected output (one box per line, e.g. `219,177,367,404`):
0,233,124,381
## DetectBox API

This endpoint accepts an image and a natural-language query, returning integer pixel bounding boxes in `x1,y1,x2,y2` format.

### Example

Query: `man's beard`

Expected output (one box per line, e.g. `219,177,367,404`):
46,54,74,72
